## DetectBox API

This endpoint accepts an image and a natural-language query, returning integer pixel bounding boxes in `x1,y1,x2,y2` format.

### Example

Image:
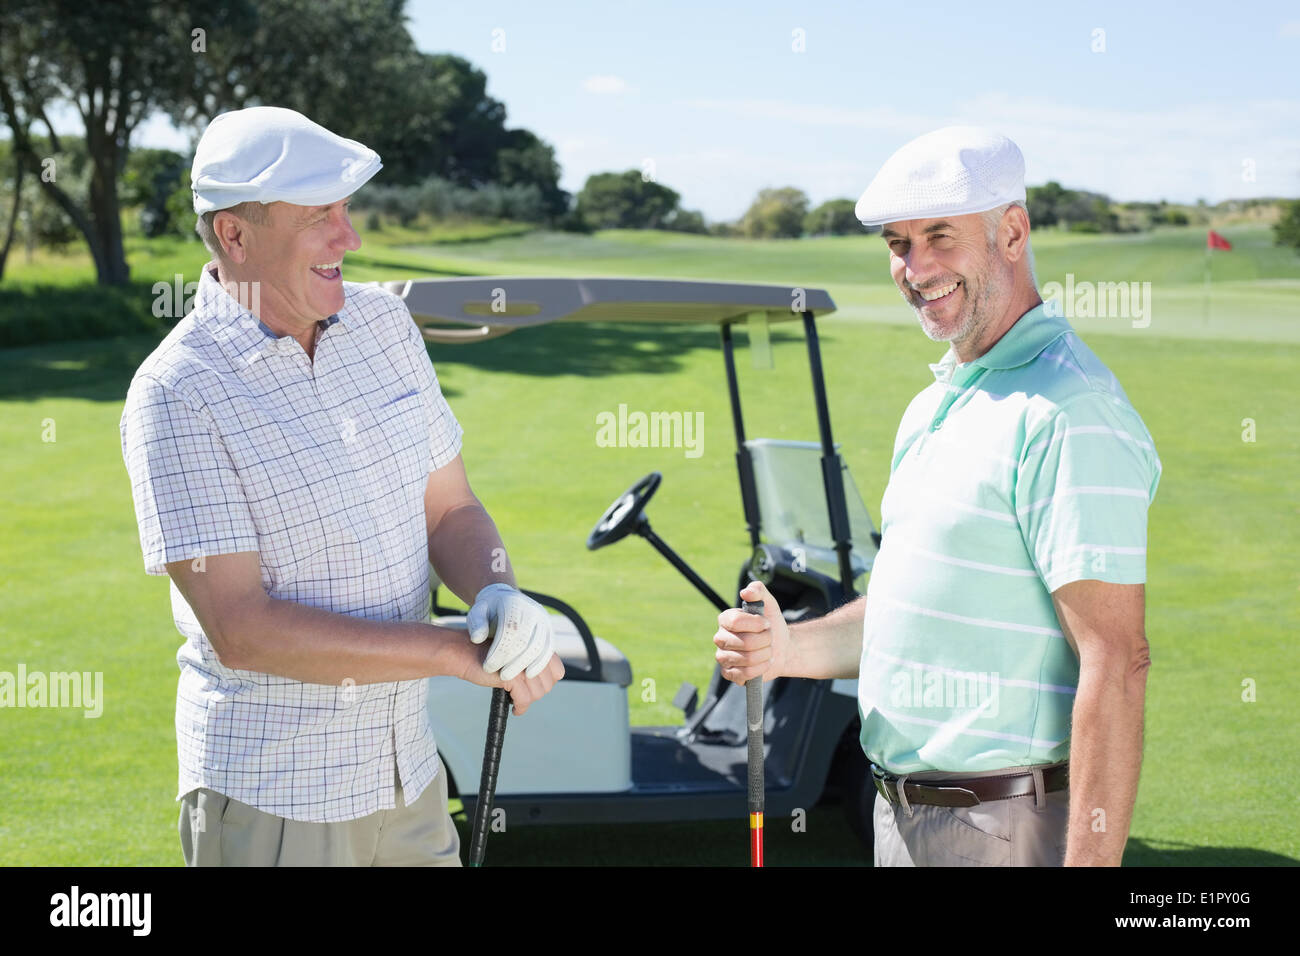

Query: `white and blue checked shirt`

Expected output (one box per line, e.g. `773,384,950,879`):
120,264,463,822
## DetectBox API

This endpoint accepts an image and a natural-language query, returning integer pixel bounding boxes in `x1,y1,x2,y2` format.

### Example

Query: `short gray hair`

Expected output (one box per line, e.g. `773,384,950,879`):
981,200,1036,286
195,201,271,259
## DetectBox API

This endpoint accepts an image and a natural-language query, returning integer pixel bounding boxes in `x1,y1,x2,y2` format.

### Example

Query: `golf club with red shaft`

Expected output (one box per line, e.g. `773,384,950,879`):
468,687,511,866
743,598,765,867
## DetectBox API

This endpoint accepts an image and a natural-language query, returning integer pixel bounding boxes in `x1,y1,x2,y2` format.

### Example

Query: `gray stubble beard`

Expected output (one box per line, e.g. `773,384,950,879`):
910,245,1006,356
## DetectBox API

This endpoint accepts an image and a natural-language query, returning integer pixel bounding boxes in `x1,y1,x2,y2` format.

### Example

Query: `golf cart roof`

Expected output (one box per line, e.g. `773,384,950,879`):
381,277,836,343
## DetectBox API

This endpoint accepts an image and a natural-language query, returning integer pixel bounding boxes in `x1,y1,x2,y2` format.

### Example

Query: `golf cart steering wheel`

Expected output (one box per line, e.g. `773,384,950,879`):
587,472,661,551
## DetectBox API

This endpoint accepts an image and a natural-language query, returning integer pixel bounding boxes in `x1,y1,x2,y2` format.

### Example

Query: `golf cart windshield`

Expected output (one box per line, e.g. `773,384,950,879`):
746,439,879,583
386,275,870,600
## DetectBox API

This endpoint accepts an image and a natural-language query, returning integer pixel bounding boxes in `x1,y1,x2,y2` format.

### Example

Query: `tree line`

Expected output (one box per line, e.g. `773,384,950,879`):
0,0,569,284
3,0,1297,286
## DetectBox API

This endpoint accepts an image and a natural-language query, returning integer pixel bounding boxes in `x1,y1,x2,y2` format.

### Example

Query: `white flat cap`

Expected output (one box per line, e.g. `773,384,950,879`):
855,126,1024,227
191,106,382,215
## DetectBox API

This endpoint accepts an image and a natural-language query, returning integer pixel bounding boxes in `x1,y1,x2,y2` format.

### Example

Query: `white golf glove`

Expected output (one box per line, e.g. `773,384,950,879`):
467,583,555,680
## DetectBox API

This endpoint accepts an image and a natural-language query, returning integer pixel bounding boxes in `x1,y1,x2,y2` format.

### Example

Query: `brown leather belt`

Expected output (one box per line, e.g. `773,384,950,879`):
871,763,1069,808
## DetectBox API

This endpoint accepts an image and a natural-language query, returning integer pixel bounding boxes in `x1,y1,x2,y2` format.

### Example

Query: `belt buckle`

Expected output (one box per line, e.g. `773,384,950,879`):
927,784,981,807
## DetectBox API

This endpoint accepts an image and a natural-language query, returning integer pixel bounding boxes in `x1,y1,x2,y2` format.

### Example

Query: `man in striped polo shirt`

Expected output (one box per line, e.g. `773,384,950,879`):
715,127,1160,866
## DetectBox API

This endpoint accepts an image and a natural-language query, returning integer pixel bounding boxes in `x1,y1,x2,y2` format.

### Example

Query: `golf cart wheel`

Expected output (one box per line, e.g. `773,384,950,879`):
837,724,877,856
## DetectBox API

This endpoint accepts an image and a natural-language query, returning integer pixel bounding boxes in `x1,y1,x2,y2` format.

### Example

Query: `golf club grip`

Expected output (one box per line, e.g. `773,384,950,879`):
746,679,764,814
468,687,511,867
742,599,765,867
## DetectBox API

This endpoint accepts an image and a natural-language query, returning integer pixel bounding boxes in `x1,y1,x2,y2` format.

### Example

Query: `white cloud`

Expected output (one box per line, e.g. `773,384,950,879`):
583,75,629,95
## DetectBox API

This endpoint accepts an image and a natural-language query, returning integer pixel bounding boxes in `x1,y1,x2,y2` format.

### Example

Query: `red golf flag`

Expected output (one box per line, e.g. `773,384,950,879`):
1207,230,1232,250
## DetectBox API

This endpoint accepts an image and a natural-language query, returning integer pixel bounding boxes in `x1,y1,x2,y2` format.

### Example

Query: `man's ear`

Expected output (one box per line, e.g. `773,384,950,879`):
1001,204,1032,266
213,211,248,265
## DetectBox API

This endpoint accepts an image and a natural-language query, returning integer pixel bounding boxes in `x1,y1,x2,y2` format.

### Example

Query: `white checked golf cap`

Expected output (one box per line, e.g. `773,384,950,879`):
191,106,382,215
855,126,1025,227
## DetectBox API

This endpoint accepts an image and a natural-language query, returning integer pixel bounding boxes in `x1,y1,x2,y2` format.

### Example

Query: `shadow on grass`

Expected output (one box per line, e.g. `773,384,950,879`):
0,334,165,403
423,320,806,380
0,316,814,403
1124,838,1298,867
0,281,169,350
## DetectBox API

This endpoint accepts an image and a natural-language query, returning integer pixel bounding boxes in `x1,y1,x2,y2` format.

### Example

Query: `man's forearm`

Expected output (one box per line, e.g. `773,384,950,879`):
428,501,515,605
227,596,479,686
786,595,867,680
1064,651,1148,866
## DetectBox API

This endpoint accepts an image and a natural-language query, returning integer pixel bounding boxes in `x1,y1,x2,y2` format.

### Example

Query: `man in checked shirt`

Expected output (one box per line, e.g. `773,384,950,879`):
120,107,564,866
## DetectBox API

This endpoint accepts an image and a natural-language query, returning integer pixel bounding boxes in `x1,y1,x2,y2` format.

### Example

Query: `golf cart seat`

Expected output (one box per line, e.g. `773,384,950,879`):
546,614,632,688
429,569,631,687
432,612,632,688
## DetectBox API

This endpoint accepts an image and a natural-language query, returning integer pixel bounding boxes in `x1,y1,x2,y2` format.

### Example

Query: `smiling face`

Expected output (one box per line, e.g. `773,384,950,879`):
212,198,361,333
882,211,1012,358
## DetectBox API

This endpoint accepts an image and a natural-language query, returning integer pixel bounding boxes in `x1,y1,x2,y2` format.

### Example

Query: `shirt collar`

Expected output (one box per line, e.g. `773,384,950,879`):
193,263,351,366
929,303,1071,382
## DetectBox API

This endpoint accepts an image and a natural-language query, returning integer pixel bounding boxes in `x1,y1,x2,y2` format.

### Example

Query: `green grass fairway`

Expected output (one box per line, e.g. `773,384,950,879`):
1,224,1297,865
383,224,1300,345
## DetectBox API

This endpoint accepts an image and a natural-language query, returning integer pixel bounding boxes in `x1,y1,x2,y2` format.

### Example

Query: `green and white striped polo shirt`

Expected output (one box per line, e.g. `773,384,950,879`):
859,303,1161,774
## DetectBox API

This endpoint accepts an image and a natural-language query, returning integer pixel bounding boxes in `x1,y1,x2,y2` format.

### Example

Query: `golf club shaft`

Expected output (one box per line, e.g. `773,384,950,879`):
743,599,765,867
469,686,511,867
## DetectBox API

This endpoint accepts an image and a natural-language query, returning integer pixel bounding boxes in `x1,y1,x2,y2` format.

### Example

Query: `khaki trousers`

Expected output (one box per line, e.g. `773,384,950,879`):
873,762,1070,867
178,758,462,867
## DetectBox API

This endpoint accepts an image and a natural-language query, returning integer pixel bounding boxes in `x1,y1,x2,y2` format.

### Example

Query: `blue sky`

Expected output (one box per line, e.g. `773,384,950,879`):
137,0,1300,221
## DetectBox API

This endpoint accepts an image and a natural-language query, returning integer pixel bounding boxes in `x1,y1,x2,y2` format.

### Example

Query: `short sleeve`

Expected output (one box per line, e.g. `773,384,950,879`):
120,375,259,575
1016,393,1161,592
402,315,464,471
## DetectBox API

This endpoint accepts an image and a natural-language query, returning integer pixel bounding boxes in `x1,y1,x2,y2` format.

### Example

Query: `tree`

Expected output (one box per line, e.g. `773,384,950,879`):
1026,180,1067,227
182,12,546,193
121,148,188,237
0,138,24,279
1275,199,1300,252
663,208,707,234
1026,180,1117,231
576,171,681,229
164,178,197,240
496,128,569,221
1,0,569,283
804,198,860,236
177,0,413,163
0,133,90,269
1089,196,1118,232
181,9,573,218
0,0,234,284
741,187,809,239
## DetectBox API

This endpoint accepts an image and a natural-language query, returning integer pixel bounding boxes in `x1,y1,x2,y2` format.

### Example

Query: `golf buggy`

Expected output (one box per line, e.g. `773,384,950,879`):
385,276,882,852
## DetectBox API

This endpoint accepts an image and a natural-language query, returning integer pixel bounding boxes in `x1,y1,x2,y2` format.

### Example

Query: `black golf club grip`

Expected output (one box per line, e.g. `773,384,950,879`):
746,680,763,809
742,599,765,866
468,687,511,867
742,599,765,815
